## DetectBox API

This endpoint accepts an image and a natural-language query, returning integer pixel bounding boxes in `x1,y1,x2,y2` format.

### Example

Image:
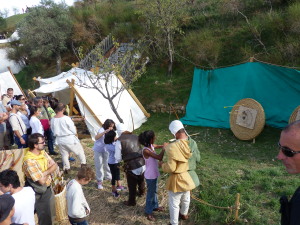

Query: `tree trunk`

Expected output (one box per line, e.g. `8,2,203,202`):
167,31,173,76
108,98,123,123
56,52,61,75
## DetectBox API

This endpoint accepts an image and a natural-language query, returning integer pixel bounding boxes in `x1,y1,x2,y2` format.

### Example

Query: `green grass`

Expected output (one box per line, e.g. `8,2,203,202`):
133,64,194,106
134,113,293,225
4,14,27,33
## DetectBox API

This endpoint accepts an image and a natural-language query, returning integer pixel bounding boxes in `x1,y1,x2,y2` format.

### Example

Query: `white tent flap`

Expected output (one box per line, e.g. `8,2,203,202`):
34,68,148,140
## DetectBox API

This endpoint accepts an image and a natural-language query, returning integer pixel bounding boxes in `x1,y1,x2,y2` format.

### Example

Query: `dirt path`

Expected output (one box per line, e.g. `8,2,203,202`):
57,139,195,225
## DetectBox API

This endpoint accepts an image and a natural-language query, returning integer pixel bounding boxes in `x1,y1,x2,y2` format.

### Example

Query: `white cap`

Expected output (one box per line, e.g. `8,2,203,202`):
169,120,186,136
116,123,127,136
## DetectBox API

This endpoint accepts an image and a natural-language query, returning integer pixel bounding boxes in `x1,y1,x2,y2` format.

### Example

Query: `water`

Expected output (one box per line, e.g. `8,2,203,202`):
0,48,23,74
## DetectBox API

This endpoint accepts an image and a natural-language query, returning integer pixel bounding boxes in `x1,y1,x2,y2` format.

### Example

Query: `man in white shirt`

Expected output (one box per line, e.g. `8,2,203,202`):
2,88,14,110
0,169,35,225
9,100,27,148
51,103,86,172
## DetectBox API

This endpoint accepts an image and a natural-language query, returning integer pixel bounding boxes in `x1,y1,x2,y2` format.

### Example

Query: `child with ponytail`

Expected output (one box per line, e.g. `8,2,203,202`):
138,130,165,221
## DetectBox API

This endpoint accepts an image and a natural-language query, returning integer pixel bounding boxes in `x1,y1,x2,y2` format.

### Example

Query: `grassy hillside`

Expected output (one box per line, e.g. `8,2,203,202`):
1,14,27,34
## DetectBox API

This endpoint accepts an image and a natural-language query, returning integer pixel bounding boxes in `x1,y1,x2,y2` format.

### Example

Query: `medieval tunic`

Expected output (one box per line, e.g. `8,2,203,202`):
162,139,195,193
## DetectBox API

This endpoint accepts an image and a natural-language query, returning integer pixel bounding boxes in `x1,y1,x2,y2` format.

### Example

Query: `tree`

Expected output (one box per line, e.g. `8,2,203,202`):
141,0,189,76
0,9,9,18
17,0,72,74
75,40,148,123
12,7,19,15
0,17,6,31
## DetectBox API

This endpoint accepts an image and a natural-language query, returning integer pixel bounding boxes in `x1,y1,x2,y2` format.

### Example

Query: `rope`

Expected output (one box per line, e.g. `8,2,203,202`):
191,193,232,210
174,52,300,70
174,52,249,69
252,57,300,69
191,192,241,224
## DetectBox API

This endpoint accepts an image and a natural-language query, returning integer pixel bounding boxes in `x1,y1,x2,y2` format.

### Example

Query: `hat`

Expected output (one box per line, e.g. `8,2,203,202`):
116,123,127,136
0,194,15,222
10,100,21,106
169,120,187,136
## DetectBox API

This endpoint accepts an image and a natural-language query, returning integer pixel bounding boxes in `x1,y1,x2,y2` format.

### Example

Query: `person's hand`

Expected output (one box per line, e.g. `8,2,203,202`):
106,127,113,133
20,138,26,145
158,161,164,168
163,142,169,149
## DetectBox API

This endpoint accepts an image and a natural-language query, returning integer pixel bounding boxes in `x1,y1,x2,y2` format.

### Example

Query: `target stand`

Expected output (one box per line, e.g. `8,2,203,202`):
230,98,265,141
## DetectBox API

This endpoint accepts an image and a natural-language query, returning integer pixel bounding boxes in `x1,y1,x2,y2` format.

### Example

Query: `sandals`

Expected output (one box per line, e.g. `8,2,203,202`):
146,214,155,221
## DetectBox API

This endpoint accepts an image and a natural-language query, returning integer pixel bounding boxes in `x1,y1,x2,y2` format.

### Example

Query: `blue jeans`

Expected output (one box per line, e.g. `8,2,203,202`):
14,134,28,149
145,178,159,214
69,220,88,225
44,129,55,153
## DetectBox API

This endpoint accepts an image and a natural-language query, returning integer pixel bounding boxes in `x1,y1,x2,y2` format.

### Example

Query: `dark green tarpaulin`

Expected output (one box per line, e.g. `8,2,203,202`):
181,62,300,129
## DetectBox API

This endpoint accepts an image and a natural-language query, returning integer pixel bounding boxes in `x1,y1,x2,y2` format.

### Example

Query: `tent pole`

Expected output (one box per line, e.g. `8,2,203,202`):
27,89,36,98
116,74,150,118
7,67,26,98
69,79,75,116
66,79,103,127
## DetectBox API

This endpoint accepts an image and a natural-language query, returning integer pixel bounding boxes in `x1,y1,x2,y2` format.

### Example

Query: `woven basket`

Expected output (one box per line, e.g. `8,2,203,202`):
289,105,300,124
230,98,265,140
54,185,68,222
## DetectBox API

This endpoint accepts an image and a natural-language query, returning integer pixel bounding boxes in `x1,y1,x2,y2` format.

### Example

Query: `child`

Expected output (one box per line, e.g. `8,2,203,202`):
66,166,95,225
138,130,165,221
93,119,115,189
104,130,125,197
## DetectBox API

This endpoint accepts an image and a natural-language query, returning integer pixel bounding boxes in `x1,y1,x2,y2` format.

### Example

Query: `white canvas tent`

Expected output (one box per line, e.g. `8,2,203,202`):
34,67,149,140
0,69,24,96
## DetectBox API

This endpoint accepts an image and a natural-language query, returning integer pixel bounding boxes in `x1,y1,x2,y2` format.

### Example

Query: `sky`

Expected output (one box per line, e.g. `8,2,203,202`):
0,0,75,17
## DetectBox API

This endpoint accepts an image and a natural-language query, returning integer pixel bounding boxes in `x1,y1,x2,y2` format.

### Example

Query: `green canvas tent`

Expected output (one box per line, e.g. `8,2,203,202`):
181,62,300,129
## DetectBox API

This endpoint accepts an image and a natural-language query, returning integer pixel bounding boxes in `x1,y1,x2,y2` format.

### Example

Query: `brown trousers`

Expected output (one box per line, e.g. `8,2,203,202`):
126,171,145,206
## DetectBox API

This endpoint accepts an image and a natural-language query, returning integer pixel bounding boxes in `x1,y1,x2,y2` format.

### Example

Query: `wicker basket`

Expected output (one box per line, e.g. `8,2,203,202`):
289,105,300,124
54,185,68,223
230,98,265,140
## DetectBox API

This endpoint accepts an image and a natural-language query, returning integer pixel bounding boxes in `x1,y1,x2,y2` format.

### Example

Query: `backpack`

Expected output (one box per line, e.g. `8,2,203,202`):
280,186,300,225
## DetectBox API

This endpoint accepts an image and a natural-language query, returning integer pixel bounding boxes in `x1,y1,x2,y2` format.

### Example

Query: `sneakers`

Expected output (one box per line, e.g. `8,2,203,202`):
69,157,76,161
116,185,126,191
97,182,103,190
112,191,119,198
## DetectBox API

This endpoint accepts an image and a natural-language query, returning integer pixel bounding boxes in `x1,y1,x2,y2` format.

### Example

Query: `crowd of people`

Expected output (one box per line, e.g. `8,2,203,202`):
0,86,201,225
0,86,300,224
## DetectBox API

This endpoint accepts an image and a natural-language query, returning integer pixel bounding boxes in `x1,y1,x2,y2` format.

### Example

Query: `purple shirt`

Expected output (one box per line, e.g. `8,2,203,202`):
142,145,160,179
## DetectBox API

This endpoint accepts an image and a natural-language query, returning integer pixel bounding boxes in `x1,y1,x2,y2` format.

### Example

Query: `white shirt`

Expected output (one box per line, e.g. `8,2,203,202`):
51,116,79,145
30,116,44,135
9,113,27,135
66,179,90,219
12,187,36,225
92,127,106,152
18,111,30,129
115,140,145,175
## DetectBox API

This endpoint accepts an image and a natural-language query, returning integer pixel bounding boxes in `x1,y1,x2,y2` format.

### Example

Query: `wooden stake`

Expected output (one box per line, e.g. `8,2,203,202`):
116,74,150,118
66,79,102,127
7,67,26,97
234,193,240,222
170,104,179,120
69,79,75,116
